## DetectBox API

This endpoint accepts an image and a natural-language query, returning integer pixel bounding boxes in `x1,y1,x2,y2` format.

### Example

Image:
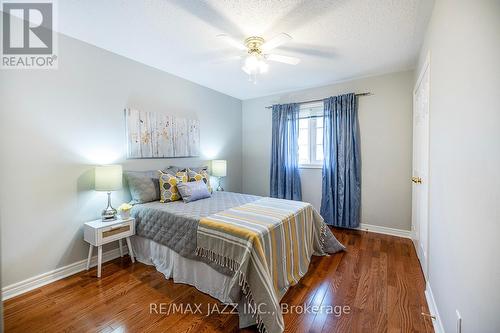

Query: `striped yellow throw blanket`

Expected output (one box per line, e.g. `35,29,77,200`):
196,197,345,333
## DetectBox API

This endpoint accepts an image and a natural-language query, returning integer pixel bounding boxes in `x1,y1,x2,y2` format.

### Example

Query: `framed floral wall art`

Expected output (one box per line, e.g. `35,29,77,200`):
125,108,200,158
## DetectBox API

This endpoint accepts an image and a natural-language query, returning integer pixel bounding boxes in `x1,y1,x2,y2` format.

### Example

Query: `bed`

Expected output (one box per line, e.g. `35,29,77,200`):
130,191,344,333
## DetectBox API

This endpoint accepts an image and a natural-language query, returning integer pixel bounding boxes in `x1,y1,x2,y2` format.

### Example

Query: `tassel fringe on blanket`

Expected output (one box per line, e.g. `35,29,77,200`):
195,246,268,333
195,247,241,272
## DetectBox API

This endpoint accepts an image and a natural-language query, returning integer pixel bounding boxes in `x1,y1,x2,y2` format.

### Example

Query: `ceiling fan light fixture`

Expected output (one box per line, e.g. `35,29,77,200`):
242,53,268,83
219,32,298,83
244,54,260,70
258,61,269,73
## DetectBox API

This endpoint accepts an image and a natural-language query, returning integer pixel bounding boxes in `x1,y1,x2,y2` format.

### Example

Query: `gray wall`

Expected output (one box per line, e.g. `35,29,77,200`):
0,34,242,287
416,1,500,332
242,71,414,231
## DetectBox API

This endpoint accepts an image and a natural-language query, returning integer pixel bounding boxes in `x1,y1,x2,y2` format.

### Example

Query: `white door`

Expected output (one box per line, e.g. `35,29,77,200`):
412,55,430,279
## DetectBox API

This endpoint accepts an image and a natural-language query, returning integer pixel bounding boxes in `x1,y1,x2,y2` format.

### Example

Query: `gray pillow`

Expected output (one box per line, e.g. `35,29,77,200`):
177,180,211,203
189,166,209,173
124,170,160,204
167,165,208,173
162,166,181,175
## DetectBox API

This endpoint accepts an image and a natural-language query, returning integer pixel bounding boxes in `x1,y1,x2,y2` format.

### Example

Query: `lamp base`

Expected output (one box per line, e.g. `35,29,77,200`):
101,192,117,222
101,207,117,222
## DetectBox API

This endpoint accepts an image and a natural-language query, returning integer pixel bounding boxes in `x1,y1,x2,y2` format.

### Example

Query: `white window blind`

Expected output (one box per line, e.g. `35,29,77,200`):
298,102,324,167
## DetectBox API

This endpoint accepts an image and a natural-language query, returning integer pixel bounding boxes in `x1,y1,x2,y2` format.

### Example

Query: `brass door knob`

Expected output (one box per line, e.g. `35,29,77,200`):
421,312,436,320
412,176,422,184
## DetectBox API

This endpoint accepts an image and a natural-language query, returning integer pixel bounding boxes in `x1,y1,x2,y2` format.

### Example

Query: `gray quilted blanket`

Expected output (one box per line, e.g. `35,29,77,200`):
131,191,261,275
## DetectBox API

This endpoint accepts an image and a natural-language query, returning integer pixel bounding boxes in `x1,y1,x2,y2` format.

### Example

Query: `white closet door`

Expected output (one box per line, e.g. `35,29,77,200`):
412,54,431,279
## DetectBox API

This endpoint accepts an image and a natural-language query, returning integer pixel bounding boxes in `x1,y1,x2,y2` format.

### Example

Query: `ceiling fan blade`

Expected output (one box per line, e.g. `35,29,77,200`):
216,34,247,51
241,66,251,75
261,33,292,52
266,54,301,65
212,55,242,64
278,44,335,59
171,1,244,37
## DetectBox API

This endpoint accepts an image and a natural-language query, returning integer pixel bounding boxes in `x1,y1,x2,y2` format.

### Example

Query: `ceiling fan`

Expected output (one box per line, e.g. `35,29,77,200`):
217,33,301,83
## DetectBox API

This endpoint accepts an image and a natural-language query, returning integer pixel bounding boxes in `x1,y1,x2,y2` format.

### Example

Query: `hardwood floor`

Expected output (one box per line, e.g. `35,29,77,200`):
3,228,433,333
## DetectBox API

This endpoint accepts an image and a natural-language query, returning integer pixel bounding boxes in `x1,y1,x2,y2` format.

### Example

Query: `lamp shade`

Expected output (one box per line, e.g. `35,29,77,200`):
95,165,123,191
211,160,227,177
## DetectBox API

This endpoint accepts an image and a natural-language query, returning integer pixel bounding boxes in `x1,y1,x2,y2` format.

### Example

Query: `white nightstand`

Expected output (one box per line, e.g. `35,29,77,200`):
84,217,135,278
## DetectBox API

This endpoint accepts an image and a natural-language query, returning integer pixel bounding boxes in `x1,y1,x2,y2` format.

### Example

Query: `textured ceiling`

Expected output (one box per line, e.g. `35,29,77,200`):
58,0,434,99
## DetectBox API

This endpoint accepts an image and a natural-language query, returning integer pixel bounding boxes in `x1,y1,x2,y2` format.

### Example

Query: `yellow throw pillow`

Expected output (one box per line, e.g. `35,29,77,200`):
159,171,187,203
187,168,212,193
176,170,188,183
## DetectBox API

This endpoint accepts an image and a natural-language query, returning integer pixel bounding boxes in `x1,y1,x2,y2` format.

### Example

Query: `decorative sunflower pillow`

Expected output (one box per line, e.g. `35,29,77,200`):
187,168,212,193
159,170,188,203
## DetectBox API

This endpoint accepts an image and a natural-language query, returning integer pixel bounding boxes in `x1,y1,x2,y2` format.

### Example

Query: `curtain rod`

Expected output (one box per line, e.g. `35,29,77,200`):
264,92,372,109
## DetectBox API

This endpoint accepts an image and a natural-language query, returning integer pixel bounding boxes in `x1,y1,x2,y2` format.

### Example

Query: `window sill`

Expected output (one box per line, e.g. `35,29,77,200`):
299,164,323,169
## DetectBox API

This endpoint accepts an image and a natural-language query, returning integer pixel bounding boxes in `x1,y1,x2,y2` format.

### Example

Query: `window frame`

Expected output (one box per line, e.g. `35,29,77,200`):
298,102,324,169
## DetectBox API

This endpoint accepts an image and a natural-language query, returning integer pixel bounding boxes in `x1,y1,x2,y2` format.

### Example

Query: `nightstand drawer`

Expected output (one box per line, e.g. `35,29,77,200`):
97,221,134,245
102,224,130,238
84,218,135,246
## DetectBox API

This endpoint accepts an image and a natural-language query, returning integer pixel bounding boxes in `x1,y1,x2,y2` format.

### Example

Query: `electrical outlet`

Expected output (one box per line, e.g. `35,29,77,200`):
456,310,462,333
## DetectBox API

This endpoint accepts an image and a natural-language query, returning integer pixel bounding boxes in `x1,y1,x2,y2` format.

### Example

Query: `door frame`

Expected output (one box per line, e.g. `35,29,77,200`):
412,51,431,279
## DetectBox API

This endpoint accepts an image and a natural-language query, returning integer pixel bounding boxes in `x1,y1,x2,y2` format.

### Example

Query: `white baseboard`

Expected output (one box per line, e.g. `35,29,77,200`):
356,223,412,239
425,281,445,333
2,247,128,301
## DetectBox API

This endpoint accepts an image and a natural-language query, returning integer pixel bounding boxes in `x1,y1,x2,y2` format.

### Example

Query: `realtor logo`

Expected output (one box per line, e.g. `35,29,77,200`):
1,1,58,69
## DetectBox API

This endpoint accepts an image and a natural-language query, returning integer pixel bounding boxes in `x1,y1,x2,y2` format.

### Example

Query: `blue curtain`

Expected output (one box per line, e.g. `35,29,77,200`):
320,93,361,228
270,103,302,200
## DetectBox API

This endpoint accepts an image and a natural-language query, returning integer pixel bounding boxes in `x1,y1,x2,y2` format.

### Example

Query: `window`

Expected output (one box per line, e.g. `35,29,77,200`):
298,103,324,167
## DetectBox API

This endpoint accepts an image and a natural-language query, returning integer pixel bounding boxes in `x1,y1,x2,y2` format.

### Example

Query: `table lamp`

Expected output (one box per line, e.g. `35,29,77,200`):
95,165,123,221
211,160,227,191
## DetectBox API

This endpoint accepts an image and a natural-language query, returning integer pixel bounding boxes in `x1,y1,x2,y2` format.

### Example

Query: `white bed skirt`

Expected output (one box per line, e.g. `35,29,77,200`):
130,235,255,328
